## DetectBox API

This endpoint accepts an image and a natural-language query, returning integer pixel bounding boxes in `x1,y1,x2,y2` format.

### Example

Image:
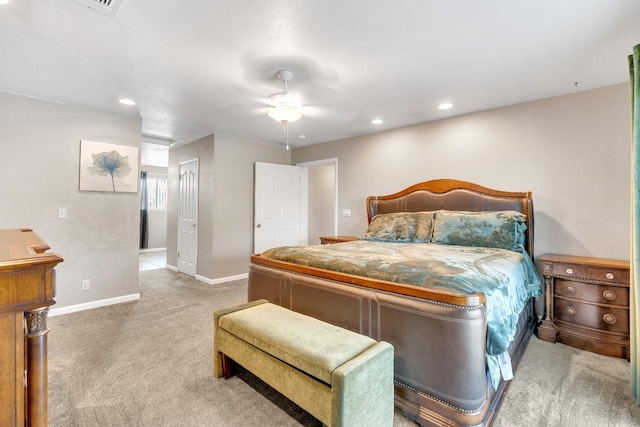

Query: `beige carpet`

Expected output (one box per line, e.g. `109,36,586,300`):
47,269,640,426
494,334,640,427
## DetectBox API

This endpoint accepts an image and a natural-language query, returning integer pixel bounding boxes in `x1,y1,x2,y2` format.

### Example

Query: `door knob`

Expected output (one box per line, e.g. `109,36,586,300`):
256,224,262,228
191,223,197,227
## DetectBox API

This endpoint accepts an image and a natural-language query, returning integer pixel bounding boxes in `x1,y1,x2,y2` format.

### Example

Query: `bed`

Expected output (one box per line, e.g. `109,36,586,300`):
247,179,541,427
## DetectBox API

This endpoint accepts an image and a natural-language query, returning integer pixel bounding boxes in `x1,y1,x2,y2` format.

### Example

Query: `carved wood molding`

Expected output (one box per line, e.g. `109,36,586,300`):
25,308,48,337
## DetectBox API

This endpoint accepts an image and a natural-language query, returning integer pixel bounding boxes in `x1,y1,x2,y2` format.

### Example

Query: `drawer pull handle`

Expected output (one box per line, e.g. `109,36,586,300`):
602,290,617,301
565,268,574,275
603,313,617,325
565,285,575,294
565,306,576,316
605,272,614,280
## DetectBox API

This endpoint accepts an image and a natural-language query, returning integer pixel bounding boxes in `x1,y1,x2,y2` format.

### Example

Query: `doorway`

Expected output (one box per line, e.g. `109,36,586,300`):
298,158,338,245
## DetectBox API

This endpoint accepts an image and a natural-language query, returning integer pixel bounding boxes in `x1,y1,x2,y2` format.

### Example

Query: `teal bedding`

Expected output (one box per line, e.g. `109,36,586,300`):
261,240,541,389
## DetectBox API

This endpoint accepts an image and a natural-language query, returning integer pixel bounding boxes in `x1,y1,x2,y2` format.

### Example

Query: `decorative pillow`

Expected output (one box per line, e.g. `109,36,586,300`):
411,212,436,242
432,210,527,252
363,212,435,243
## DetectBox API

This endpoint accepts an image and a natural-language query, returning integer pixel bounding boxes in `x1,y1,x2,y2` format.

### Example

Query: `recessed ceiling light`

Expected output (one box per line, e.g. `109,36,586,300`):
371,119,383,124
438,103,453,110
0,0,9,5
119,98,136,106
296,135,306,140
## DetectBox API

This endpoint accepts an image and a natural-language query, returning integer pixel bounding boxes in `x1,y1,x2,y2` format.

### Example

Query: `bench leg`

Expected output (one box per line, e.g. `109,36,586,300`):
221,353,234,379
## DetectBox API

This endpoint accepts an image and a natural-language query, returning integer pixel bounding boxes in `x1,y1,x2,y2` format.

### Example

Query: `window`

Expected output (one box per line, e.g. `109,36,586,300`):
147,177,168,211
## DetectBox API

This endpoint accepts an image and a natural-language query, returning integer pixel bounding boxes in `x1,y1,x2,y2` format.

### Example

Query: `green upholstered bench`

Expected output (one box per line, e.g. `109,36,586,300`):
213,300,394,427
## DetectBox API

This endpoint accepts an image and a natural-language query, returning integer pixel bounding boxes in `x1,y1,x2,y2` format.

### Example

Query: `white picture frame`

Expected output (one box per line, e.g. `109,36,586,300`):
79,140,139,193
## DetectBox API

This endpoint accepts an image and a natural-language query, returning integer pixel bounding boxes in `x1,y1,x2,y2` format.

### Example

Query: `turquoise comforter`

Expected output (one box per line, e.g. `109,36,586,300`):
262,240,541,388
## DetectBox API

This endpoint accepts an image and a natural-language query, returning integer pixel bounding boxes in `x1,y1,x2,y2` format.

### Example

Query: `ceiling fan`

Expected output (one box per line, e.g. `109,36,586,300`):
266,70,304,150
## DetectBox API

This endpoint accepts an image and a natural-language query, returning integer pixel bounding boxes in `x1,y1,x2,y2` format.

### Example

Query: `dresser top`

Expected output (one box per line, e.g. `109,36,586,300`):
0,228,63,271
539,253,629,270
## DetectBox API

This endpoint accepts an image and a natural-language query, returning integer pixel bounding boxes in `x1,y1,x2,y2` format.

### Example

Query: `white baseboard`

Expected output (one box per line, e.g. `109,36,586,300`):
163,264,247,285
139,247,167,253
48,269,246,317
196,273,248,285
49,293,141,317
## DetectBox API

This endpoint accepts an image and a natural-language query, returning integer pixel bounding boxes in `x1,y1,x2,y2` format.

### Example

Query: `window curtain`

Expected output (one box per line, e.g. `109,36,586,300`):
630,43,640,403
140,171,149,250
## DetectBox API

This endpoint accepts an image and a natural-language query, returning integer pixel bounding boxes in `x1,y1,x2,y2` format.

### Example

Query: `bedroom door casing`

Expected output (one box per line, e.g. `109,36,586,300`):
177,159,198,277
254,162,308,254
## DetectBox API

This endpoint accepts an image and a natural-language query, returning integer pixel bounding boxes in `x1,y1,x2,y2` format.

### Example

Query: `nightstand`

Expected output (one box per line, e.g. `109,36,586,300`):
319,236,359,245
537,253,630,361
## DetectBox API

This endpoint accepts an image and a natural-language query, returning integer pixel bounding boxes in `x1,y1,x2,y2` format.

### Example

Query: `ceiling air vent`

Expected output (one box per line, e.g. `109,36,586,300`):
70,0,124,17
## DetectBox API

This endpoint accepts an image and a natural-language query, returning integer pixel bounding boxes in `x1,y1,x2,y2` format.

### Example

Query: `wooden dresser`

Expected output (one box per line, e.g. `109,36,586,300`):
319,236,359,245
0,228,63,427
537,253,630,360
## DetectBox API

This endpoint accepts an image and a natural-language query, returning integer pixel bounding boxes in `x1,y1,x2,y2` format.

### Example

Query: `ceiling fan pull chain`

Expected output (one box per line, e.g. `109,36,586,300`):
283,120,290,150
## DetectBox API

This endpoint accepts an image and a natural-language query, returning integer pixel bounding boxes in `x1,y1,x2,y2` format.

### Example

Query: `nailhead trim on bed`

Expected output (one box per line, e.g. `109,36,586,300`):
393,379,484,415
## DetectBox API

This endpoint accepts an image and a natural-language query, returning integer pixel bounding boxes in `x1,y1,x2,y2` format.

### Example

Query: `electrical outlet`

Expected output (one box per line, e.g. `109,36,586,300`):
81,279,90,290
58,207,67,219
342,209,351,217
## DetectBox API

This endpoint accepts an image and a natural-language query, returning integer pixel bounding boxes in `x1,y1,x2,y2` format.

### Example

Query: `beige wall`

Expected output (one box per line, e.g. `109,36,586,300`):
2,81,628,311
211,135,290,278
167,134,290,280
0,91,142,309
292,83,631,261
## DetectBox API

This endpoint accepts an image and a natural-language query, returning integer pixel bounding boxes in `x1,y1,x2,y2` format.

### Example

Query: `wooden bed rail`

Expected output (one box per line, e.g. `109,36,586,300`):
251,254,485,307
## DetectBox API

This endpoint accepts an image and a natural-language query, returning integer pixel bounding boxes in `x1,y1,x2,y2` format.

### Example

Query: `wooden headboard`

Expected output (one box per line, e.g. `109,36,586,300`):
366,179,535,257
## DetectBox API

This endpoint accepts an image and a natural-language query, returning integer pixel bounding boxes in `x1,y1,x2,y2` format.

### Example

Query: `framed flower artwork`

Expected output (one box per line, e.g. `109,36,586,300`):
79,140,139,193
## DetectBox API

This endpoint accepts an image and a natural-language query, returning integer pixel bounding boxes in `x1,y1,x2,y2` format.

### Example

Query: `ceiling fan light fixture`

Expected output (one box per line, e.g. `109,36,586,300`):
268,105,302,123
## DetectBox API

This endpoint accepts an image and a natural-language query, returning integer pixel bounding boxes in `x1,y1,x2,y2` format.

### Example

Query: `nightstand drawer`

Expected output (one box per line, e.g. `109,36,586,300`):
551,263,629,284
554,279,629,306
554,297,629,335
319,236,358,244
538,254,630,360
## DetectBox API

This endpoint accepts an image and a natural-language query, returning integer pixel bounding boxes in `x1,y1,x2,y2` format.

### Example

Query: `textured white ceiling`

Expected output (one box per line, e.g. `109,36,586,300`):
1,0,639,148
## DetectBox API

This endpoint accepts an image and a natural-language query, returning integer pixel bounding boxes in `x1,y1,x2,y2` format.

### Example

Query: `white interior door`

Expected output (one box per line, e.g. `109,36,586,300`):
254,162,308,254
178,159,198,276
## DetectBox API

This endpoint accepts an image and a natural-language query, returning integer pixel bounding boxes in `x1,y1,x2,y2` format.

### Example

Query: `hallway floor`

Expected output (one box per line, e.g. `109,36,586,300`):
139,250,166,272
